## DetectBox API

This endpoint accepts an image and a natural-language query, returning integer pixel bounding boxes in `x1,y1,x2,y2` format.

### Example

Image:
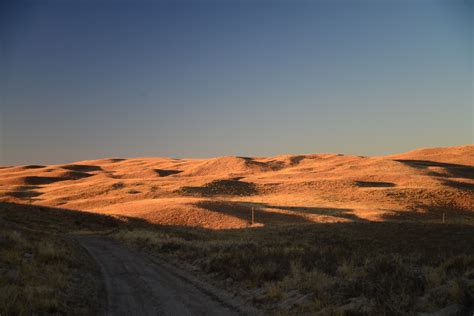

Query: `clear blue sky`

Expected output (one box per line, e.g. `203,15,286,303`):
1,0,472,165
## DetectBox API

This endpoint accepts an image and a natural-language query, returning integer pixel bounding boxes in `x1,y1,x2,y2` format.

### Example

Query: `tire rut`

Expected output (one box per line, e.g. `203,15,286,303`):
76,235,258,316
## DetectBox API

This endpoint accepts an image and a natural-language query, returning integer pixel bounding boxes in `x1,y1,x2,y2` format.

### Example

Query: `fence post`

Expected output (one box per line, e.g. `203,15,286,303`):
251,207,254,225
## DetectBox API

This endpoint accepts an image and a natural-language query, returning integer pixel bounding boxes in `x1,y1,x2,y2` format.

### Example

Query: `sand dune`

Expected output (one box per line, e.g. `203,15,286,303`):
386,144,474,165
1,145,472,228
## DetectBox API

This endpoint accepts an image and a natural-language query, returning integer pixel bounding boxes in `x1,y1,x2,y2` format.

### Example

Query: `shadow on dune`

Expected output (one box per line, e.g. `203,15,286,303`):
0,202,150,232
6,190,43,199
1,199,471,235
245,202,368,222
154,169,182,177
15,185,42,190
395,159,474,179
21,176,68,185
180,179,258,196
1,201,473,247
354,181,395,188
441,179,474,191
196,200,310,225
106,158,127,163
237,156,286,171
4,202,472,258
288,155,306,165
22,165,46,169
20,173,92,185
61,164,103,172
380,205,474,224
2,185,43,201
196,201,368,224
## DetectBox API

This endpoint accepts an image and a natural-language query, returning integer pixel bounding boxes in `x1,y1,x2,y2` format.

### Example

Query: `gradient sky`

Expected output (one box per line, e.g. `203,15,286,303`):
1,0,472,165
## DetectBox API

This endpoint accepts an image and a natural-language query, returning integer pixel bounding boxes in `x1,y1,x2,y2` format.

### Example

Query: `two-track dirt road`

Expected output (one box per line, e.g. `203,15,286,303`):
77,236,258,316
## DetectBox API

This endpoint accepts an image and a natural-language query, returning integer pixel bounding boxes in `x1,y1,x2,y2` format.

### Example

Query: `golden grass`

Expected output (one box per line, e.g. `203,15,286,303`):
1,145,472,229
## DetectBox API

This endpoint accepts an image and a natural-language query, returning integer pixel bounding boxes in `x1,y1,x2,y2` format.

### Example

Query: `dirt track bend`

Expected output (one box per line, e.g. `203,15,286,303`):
77,236,258,316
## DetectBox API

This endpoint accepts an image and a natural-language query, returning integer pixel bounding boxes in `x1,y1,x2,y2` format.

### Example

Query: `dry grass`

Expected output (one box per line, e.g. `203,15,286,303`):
115,222,474,314
0,229,71,315
0,202,129,315
1,199,473,314
1,145,472,228
179,179,258,196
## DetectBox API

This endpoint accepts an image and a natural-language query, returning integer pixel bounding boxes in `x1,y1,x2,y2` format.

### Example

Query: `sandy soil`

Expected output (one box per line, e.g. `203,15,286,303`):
1,144,472,228
76,235,258,316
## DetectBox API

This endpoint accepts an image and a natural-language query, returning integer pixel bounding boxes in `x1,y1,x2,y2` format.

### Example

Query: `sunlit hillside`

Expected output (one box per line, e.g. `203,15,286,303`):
1,145,472,228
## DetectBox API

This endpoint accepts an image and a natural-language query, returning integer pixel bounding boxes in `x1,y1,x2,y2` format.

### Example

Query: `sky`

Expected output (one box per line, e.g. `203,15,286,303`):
1,0,472,165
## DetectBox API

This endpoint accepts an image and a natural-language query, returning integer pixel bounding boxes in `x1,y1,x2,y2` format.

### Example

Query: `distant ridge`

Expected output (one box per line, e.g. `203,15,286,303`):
0,145,472,229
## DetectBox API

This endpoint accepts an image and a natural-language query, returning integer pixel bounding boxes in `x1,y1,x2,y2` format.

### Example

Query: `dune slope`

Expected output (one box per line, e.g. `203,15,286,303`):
1,145,472,228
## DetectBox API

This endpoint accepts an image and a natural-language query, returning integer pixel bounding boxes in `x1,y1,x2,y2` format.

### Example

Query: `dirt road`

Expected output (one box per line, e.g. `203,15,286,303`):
77,236,257,316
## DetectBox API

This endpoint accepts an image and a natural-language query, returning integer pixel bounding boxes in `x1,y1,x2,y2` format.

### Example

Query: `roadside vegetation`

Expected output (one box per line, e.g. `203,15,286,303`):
0,202,124,315
0,229,75,314
115,222,474,315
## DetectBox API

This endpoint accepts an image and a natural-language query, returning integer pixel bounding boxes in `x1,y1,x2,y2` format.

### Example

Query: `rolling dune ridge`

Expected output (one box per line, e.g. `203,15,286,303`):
1,145,472,228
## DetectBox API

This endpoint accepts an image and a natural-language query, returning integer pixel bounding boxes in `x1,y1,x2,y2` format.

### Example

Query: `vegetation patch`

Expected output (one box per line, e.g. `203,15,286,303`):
115,222,474,314
179,179,258,196
61,164,102,172
354,181,396,187
0,229,75,315
154,169,182,177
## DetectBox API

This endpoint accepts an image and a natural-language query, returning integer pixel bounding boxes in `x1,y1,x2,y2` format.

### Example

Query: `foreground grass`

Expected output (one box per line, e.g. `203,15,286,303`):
0,202,128,315
0,229,73,314
115,222,474,315
1,201,473,315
